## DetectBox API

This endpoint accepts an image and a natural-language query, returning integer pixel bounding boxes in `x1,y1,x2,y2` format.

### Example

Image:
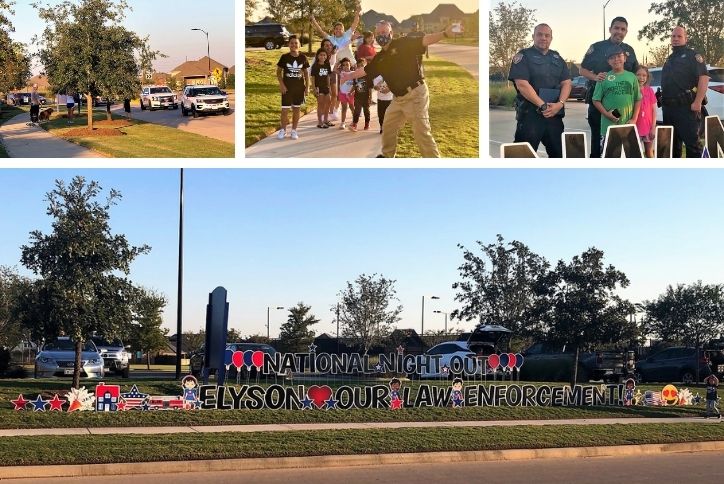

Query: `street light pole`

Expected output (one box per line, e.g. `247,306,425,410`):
421,295,439,335
266,306,284,340
175,168,184,380
433,310,449,334
192,28,211,81
603,0,613,40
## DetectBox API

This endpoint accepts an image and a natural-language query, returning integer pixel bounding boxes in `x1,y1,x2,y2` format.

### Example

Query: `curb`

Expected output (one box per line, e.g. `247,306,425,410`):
1,441,723,479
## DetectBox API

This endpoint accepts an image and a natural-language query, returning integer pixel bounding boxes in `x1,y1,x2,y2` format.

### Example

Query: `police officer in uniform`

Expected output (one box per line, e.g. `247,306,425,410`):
661,26,709,158
342,20,459,158
508,23,571,158
580,16,639,158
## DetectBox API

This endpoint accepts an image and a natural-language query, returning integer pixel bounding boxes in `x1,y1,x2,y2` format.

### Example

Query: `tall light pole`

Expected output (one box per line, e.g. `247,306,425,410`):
191,28,211,81
175,168,184,380
602,0,613,40
266,306,284,340
433,310,449,334
421,295,439,335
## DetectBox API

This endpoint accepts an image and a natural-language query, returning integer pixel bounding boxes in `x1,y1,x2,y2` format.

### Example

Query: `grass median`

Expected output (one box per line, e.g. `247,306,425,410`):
39,111,234,158
0,105,26,158
2,423,723,467
245,47,479,157
0,378,707,429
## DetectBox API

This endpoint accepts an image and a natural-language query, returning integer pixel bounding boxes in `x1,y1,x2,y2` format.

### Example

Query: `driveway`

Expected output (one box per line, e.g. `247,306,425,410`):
428,43,479,79
107,93,235,144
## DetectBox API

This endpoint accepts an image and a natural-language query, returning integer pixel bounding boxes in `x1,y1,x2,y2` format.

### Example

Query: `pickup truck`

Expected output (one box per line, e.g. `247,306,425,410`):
519,342,634,383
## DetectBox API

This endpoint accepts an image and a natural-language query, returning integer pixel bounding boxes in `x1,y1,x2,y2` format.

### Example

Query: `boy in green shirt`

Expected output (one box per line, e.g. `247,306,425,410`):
591,45,641,156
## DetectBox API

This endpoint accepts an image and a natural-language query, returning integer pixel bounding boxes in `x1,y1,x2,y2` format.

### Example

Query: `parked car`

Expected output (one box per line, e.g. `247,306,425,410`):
519,342,631,383
34,337,104,379
705,339,724,379
649,65,724,125
93,97,116,107
180,85,230,118
569,76,588,101
13,93,47,105
140,85,178,111
245,23,291,50
90,336,130,378
190,342,281,378
635,346,712,384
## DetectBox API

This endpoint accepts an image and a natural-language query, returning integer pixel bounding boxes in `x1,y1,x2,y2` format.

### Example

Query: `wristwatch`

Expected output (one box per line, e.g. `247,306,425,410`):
538,102,549,114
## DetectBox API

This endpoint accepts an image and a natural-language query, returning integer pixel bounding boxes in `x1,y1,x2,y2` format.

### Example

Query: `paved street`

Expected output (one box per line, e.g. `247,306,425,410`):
10,450,724,483
107,93,235,144
428,43,479,79
490,101,592,158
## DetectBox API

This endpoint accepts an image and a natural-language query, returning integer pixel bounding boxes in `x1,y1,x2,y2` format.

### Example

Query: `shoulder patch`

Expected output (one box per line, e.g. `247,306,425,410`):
586,46,594,56
513,53,524,64
695,54,704,63
553,53,560,59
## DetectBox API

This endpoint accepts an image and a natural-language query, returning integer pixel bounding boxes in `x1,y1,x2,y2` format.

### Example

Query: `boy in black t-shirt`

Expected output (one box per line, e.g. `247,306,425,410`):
276,36,309,140
350,58,372,131
705,375,720,418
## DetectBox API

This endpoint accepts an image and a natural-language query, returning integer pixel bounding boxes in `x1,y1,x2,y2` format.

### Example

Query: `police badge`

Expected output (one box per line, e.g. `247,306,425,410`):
513,53,523,64
695,54,704,63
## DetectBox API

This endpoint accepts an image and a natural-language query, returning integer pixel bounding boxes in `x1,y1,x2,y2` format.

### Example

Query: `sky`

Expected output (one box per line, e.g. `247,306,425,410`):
5,0,235,75
488,0,671,64
2,169,724,340
249,1,480,24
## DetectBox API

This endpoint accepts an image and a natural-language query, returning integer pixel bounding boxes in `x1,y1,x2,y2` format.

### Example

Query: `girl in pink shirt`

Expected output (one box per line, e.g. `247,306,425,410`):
636,66,657,158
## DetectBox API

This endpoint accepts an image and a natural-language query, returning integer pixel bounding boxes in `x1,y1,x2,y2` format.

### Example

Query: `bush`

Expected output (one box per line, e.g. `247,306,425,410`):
0,348,9,376
4,365,28,379
489,82,517,107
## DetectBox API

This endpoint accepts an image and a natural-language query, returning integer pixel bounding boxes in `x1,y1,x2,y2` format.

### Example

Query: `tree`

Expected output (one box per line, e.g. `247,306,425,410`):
20,176,150,388
227,327,243,343
451,234,550,337
35,0,164,128
182,330,205,353
266,0,291,23
648,44,671,67
0,266,31,349
226,73,235,89
0,2,31,108
245,0,258,23
541,248,636,386
638,0,724,66
130,288,168,370
335,273,402,355
284,0,358,54
166,76,180,92
489,1,536,83
643,282,724,380
278,302,319,353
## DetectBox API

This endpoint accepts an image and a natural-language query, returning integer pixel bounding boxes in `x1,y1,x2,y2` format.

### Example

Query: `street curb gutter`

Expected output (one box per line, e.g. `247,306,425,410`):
2,441,723,479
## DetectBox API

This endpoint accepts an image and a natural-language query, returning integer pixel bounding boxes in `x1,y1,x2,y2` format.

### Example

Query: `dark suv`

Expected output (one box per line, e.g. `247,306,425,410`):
635,347,712,384
245,23,291,50
190,342,280,378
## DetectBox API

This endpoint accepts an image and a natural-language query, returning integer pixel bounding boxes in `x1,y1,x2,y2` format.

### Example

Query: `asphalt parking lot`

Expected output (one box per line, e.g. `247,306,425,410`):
105,93,235,144
489,101,592,158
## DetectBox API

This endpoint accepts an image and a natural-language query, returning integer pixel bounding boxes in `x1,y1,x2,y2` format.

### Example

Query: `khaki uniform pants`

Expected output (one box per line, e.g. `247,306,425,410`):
381,83,440,158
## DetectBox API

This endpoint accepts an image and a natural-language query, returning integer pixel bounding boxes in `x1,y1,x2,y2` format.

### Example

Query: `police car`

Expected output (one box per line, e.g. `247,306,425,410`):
649,65,724,123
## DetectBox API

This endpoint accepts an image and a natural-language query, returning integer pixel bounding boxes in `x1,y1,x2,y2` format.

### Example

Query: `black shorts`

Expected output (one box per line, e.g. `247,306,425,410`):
281,88,305,108
316,87,330,95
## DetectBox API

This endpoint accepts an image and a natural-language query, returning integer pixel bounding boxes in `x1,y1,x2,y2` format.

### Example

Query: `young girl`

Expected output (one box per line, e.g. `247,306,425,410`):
350,58,371,131
355,31,376,63
314,38,337,123
337,57,354,130
310,49,332,128
373,75,393,134
635,65,657,158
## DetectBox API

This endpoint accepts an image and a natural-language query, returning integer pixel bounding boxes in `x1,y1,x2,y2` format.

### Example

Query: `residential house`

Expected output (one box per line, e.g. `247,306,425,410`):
360,9,399,31
399,4,477,35
169,56,230,86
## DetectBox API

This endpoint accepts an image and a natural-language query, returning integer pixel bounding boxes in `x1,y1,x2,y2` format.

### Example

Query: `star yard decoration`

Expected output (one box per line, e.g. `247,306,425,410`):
396,345,405,355
48,394,65,411
441,365,450,376
374,363,383,373
120,385,149,411
140,401,151,412
31,394,48,412
390,398,403,410
11,394,29,411
300,396,314,409
325,397,338,410
308,343,317,353
116,400,127,411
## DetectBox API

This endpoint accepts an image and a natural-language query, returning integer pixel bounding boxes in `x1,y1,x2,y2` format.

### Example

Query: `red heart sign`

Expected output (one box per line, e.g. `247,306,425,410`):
488,354,500,369
307,385,333,409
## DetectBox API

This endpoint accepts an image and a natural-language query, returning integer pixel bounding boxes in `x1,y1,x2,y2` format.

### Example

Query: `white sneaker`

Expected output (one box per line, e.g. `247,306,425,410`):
276,129,286,140
290,130,299,140
340,123,346,130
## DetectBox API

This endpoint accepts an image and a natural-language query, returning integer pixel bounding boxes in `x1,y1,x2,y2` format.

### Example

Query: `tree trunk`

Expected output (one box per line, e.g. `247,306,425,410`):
695,334,700,383
309,21,313,54
571,345,580,387
85,93,93,129
146,351,151,370
73,339,82,389
105,101,112,121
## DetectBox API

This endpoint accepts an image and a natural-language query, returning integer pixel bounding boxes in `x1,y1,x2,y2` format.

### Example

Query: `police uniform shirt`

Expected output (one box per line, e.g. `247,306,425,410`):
508,46,570,103
662,46,707,97
364,37,426,97
277,52,309,91
581,39,639,76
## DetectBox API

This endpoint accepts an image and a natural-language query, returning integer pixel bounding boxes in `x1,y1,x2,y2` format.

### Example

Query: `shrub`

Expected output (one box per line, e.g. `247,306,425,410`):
489,82,517,107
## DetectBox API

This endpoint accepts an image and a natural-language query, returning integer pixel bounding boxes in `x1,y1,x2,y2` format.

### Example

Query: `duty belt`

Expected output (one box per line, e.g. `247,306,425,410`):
397,79,425,97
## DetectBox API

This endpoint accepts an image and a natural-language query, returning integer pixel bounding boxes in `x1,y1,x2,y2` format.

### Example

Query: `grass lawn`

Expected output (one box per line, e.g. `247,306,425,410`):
39,110,235,158
0,105,26,158
245,46,479,157
2,423,723,466
440,36,479,47
0,378,707,429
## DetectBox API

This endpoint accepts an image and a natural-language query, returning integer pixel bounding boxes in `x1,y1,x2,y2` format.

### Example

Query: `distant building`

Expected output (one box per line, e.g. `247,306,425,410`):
169,56,230,86
360,9,400,30
399,4,478,34
254,16,276,24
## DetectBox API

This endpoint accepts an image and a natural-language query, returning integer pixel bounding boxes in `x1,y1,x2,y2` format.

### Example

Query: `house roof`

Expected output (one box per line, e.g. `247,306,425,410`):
429,4,466,20
360,9,399,29
25,74,51,92
255,16,276,24
170,57,228,79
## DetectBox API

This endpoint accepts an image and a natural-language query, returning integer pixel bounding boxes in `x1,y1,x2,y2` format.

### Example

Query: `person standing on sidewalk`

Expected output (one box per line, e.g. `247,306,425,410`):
580,16,639,158
276,36,309,141
373,75,393,134
341,20,458,158
65,91,76,124
29,84,40,125
350,58,372,131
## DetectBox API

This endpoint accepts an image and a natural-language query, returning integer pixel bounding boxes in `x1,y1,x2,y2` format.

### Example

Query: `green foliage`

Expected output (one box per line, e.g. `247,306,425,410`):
129,288,168,369
0,2,31,98
489,82,517,107
336,273,402,355
182,330,205,353
277,302,319,353
245,0,258,23
452,234,550,337
0,266,31,349
638,0,724,65
34,0,164,128
489,1,537,81
226,73,235,89
643,282,724,345
166,76,180,92
19,176,151,388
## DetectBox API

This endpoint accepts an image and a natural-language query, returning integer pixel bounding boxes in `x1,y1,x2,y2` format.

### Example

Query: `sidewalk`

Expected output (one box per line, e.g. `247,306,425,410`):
1,416,719,437
245,106,383,158
0,113,102,158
